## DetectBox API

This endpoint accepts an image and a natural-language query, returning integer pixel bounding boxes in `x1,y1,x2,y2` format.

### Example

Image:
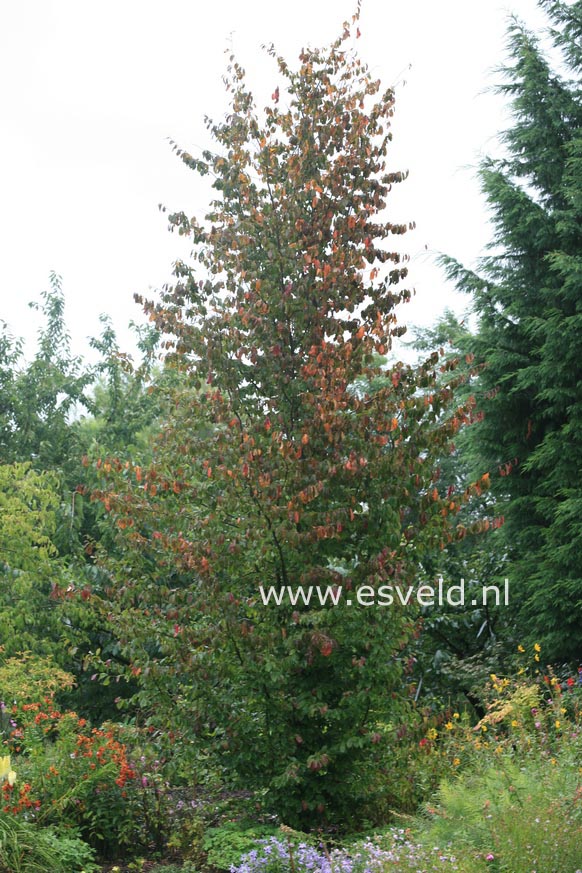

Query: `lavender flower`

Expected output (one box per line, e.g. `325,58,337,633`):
231,832,464,873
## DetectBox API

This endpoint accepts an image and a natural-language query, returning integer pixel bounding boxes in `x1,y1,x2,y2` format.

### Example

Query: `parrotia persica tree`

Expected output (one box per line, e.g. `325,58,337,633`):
94,11,482,828
442,0,582,663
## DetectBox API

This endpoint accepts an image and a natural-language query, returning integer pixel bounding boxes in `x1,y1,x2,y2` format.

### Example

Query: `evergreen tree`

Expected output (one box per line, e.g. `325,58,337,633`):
443,0,582,662
404,315,512,709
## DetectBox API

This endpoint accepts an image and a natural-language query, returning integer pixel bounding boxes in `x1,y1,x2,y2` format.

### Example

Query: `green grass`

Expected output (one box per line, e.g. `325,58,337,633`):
0,814,98,873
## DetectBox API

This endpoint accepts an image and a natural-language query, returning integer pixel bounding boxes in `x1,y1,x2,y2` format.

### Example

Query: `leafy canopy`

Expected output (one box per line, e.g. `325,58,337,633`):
94,9,479,828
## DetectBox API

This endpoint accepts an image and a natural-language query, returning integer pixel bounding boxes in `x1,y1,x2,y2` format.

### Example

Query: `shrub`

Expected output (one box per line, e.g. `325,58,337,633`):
413,653,582,872
422,758,582,872
0,813,98,873
0,653,75,715
3,704,138,856
202,821,281,871
2,687,191,857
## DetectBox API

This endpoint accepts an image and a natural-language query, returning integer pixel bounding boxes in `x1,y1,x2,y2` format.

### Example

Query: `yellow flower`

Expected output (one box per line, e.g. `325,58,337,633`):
0,755,16,787
534,654,540,662
511,719,519,727
427,728,438,741
555,720,561,729
481,724,488,732
453,712,459,719
517,644,525,653
453,757,461,767
534,643,541,652
445,721,454,731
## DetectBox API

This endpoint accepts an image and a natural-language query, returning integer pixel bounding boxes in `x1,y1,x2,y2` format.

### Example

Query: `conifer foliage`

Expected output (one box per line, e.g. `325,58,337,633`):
95,11,477,826
443,0,582,661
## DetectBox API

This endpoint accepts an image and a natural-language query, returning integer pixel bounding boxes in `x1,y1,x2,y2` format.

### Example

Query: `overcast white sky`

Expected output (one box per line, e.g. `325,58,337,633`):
0,0,548,362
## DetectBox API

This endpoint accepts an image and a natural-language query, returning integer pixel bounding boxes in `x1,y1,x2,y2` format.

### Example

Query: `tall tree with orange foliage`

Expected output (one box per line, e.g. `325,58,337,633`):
94,10,481,828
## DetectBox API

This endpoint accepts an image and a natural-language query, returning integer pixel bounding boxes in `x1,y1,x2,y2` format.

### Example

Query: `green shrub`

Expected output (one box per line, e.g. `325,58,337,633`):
202,821,282,871
402,655,582,871
422,757,582,872
0,653,75,714
0,813,98,873
3,706,138,856
166,813,205,866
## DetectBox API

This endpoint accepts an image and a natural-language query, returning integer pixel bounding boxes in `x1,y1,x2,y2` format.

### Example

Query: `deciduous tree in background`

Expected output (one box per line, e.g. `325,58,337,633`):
95,11,481,827
0,277,166,719
0,273,94,480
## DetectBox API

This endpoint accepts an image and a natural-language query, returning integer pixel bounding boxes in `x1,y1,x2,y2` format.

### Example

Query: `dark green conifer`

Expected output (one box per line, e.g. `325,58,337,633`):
443,0,582,661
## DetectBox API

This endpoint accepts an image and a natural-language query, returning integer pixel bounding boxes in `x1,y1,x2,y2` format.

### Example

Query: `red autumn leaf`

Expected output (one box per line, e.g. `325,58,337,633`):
90,19,483,828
